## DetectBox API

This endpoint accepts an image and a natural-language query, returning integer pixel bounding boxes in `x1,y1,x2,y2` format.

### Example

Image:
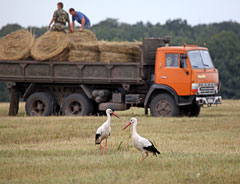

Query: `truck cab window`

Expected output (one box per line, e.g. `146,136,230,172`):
165,54,179,67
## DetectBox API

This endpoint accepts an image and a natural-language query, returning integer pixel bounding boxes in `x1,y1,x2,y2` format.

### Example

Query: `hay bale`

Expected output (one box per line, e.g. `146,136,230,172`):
0,29,34,60
99,41,142,62
100,52,139,63
49,48,69,61
69,42,100,52
69,50,99,62
31,31,68,61
67,29,98,43
99,41,142,55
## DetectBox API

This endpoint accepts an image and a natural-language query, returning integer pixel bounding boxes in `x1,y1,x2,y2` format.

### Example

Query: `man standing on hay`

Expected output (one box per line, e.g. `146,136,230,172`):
48,2,71,32
69,8,91,32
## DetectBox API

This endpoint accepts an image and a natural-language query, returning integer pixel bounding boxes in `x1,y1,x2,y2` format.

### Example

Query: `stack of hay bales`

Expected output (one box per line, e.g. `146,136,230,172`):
99,41,142,63
0,29,34,60
0,29,143,63
67,30,99,62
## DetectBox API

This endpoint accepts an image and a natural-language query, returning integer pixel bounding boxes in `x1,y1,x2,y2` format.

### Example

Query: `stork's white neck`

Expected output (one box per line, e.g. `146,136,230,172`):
132,121,138,136
106,112,111,125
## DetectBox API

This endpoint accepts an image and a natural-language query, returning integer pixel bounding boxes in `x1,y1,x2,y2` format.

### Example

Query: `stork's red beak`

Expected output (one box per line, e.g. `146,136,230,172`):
112,112,120,119
122,122,131,130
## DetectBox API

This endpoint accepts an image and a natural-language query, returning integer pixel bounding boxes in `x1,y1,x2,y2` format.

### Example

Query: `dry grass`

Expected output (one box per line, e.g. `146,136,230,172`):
0,29,34,60
0,100,239,183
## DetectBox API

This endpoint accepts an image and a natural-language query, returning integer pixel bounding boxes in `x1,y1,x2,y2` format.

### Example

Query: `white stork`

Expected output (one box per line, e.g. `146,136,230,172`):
122,117,160,163
95,109,119,154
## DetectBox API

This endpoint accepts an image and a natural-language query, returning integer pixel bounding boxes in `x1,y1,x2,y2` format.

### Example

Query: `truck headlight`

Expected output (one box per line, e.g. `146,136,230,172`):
192,83,199,93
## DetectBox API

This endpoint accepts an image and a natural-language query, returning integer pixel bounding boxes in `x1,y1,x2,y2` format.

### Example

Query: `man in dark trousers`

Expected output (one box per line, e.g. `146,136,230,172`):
48,2,71,32
69,8,91,32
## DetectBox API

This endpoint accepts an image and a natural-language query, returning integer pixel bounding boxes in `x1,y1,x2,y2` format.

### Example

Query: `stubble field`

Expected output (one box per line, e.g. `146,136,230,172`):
0,100,239,184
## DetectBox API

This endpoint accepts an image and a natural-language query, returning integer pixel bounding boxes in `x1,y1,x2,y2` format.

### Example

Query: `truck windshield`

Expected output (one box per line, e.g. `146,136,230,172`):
188,50,214,69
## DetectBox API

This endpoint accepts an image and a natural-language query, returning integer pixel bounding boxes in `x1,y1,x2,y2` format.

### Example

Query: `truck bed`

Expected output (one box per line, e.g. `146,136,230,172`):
0,60,146,84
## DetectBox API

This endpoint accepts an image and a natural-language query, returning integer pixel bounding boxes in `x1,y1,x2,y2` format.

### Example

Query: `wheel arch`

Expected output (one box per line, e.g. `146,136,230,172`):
144,84,179,108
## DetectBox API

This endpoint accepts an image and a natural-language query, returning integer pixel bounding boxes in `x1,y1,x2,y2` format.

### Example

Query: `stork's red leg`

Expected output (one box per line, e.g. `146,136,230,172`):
141,152,149,163
100,142,102,155
105,139,108,155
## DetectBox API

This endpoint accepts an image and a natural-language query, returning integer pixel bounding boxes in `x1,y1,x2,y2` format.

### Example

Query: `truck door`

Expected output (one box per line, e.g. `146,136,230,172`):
155,52,191,96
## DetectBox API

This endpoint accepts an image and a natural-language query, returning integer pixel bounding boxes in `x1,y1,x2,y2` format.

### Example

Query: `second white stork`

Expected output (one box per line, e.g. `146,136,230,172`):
95,109,119,154
122,117,160,163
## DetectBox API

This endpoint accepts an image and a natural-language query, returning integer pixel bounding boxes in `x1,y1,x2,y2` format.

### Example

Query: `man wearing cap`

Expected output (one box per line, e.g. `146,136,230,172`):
48,2,71,32
69,8,91,32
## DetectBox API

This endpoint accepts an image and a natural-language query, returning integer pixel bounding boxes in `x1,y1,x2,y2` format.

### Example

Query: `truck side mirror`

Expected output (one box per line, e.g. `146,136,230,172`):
180,54,187,68
180,54,187,59
180,60,184,68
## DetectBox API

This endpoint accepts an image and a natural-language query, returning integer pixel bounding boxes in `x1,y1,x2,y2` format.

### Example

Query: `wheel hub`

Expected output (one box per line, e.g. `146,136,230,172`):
70,102,82,114
32,100,46,115
155,100,172,116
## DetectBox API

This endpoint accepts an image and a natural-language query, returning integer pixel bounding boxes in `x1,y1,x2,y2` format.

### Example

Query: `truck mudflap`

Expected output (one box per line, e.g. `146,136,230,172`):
196,96,222,106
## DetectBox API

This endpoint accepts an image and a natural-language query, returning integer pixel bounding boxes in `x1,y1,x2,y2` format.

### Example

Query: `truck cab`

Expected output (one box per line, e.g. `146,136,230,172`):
147,44,222,116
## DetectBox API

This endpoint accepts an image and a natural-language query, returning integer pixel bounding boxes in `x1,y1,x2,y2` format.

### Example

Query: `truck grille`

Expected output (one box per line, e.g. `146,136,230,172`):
198,86,215,95
197,83,217,95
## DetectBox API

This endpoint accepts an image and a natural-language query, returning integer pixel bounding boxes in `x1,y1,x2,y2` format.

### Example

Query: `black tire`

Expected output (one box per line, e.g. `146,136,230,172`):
48,93,58,115
25,92,56,116
62,93,93,116
188,101,201,117
150,94,179,117
179,101,201,117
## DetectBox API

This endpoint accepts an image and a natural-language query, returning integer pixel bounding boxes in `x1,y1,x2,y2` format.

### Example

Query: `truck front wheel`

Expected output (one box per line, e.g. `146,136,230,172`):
180,101,201,117
25,92,56,116
188,101,201,117
150,94,179,117
62,94,93,116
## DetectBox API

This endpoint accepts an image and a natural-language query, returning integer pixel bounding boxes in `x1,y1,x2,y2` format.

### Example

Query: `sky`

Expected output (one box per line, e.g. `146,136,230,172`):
1,0,240,28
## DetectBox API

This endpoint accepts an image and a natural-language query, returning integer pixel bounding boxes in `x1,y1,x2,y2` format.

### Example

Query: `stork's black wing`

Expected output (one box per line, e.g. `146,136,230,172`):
143,140,160,156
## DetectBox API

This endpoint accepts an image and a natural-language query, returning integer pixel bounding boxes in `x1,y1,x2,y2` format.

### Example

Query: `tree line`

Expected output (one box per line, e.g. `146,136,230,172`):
0,19,239,100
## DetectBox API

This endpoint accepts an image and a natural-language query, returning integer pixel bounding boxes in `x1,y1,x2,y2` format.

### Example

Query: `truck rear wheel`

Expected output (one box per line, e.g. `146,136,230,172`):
25,92,56,116
62,93,93,116
150,94,179,117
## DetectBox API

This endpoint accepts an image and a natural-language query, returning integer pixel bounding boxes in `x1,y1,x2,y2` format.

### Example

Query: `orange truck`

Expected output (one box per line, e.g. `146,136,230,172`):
151,42,222,116
0,37,221,117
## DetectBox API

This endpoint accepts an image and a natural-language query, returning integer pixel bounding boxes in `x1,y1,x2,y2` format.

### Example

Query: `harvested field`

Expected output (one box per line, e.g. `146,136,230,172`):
0,100,239,183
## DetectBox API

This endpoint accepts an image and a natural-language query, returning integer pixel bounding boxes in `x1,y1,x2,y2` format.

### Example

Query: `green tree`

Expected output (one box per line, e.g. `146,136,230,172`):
208,31,240,99
0,24,22,37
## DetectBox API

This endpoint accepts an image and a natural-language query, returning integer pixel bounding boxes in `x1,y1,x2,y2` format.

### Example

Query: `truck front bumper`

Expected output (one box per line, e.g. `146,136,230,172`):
196,96,222,106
